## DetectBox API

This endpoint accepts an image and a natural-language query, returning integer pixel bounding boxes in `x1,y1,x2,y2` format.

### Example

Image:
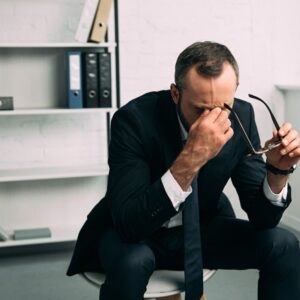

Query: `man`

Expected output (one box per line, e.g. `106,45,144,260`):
67,41,300,300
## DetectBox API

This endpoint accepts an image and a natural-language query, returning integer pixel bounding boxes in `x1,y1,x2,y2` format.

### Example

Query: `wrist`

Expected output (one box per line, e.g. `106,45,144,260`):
266,171,288,194
266,162,296,176
170,150,206,191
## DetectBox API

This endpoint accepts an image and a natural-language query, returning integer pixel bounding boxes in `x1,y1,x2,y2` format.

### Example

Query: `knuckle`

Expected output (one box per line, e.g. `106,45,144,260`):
290,129,296,136
214,107,222,114
219,132,229,144
285,122,292,129
229,127,234,136
200,121,208,131
217,139,223,148
222,110,228,117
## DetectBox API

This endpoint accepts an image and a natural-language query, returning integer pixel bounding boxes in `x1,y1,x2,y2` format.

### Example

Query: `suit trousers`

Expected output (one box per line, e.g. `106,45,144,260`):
97,216,300,300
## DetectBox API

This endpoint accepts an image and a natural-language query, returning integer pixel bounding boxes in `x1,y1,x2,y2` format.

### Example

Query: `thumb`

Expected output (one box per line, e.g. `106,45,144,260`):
200,109,210,118
273,129,279,139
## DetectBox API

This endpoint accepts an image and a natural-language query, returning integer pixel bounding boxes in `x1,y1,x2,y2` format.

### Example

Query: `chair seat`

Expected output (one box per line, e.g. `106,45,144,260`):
82,269,216,298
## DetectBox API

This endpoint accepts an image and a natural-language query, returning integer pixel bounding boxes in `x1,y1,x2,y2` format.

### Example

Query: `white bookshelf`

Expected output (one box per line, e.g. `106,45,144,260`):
0,226,80,248
0,165,109,182
0,42,116,49
0,108,116,116
0,0,118,249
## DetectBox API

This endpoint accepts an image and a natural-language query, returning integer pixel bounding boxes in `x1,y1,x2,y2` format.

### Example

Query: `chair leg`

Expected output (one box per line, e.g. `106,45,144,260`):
155,293,181,300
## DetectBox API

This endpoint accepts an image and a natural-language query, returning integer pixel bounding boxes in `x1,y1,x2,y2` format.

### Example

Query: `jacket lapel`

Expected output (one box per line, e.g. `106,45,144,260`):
157,91,183,170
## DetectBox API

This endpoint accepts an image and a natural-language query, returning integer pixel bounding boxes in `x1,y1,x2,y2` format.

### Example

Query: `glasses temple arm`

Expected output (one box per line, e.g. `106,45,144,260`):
224,103,257,154
248,94,281,131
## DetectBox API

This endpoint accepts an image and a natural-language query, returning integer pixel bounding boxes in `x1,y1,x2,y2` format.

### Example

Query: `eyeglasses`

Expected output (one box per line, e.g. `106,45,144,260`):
224,94,282,156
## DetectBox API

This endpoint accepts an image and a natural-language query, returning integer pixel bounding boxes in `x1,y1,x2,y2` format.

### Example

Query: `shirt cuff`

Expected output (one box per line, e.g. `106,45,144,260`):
161,170,192,211
263,176,288,207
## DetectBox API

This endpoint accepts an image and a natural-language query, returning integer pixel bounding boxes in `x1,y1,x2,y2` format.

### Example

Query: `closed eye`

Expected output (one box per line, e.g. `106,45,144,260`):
195,107,206,115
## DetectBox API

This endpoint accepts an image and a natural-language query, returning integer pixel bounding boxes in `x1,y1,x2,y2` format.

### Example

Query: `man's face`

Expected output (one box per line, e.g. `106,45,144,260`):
171,62,238,131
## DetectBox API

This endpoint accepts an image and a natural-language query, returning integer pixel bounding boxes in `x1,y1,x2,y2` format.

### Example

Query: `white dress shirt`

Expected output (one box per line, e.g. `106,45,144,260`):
161,115,288,228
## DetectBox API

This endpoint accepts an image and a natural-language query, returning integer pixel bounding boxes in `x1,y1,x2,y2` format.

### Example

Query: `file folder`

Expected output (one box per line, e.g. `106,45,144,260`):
67,51,83,108
98,49,112,107
82,52,99,108
89,0,113,43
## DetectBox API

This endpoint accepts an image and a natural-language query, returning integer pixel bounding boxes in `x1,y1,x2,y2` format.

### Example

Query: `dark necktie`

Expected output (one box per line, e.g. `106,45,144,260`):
183,176,203,300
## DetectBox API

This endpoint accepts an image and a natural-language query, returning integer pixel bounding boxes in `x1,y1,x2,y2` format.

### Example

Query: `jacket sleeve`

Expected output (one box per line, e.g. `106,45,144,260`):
105,109,177,242
231,103,291,229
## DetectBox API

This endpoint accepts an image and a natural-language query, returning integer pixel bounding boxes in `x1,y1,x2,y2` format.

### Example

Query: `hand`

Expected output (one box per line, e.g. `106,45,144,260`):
184,107,234,168
265,122,300,170
170,107,233,191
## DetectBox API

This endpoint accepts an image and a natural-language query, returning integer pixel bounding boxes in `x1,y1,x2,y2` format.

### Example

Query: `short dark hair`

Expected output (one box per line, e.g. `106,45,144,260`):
174,41,239,90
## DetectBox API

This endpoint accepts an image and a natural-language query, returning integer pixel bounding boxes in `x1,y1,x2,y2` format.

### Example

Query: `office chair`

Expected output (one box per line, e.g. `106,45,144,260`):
81,268,216,300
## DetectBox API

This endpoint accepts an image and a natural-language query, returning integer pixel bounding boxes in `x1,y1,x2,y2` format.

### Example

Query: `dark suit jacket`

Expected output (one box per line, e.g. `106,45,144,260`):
67,90,291,276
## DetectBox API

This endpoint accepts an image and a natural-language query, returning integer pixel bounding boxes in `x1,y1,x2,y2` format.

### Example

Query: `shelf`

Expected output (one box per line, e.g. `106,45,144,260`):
0,165,109,182
0,42,116,49
0,108,117,116
275,84,300,91
0,0,120,249
0,226,79,248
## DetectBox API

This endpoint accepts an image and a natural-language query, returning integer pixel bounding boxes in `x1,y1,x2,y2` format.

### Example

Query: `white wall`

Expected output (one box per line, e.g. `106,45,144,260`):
281,90,300,230
118,0,300,223
1,0,299,233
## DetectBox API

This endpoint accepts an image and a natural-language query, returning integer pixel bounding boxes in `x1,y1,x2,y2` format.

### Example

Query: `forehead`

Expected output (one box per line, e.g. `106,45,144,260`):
183,62,237,106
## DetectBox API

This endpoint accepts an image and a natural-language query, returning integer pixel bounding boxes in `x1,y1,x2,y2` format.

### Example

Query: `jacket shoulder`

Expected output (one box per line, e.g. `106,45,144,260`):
115,90,171,118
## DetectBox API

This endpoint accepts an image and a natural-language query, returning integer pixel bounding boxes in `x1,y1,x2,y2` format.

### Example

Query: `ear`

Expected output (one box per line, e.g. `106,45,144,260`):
170,83,180,105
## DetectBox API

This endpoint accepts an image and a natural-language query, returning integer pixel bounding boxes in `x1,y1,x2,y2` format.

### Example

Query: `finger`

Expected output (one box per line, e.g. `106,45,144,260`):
203,107,223,123
192,109,210,129
220,118,232,134
278,122,292,138
198,109,210,119
281,136,300,156
281,129,298,147
214,110,229,125
288,146,300,159
195,109,213,125
223,127,234,142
